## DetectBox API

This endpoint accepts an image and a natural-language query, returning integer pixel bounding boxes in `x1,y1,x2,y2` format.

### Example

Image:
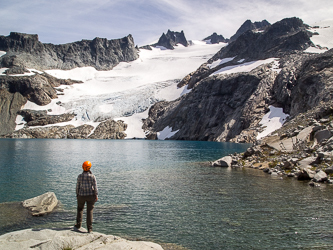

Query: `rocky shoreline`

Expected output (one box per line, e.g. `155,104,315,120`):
0,228,163,250
212,101,333,186
0,192,164,250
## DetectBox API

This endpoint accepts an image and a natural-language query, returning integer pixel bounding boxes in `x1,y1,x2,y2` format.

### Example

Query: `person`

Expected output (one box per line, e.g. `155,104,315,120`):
74,161,98,233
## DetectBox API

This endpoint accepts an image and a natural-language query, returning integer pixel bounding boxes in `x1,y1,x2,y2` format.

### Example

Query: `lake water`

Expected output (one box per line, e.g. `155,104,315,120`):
1,139,333,249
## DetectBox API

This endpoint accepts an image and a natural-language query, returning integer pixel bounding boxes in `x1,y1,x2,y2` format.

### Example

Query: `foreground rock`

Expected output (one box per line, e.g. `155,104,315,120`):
22,192,58,216
0,228,164,250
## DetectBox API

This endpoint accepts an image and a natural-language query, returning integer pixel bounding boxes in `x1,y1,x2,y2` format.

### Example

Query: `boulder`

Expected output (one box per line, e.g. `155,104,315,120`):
0,228,163,250
22,192,58,216
314,129,332,145
298,157,317,170
211,156,233,167
325,166,333,174
313,170,328,182
297,168,316,180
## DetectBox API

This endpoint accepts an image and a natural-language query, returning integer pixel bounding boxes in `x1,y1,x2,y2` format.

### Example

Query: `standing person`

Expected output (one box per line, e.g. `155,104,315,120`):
74,161,98,233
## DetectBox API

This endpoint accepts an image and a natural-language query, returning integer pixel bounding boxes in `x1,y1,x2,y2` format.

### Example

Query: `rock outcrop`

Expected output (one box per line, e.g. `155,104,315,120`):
0,89,26,135
22,192,58,216
18,109,75,126
0,228,163,250
152,30,189,49
5,125,75,139
89,120,127,139
0,32,139,70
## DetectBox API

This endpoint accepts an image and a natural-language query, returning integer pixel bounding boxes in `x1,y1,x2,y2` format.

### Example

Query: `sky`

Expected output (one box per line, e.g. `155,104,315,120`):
0,0,333,46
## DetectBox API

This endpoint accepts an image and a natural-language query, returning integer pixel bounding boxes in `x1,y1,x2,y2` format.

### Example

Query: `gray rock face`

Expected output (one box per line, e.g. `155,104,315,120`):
153,30,189,49
143,65,276,142
0,32,139,71
89,120,127,139
0,89,27,135
22,192,58,216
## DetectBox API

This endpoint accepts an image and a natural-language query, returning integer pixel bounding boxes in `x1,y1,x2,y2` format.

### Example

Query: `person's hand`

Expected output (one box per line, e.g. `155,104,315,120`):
95,195,98,202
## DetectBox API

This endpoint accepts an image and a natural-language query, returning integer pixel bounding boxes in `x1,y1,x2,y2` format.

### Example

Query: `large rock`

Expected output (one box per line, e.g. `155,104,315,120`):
0,89,27,136
211,156,233,167
22,192,58,216
313,170,328,182
297,168,316,180
0,228,163,250
89,120,127,139
68,124,95,139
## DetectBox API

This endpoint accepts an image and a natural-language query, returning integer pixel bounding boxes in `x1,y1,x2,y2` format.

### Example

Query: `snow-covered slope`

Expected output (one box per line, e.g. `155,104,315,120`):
306,19,333,53
21,41,227,138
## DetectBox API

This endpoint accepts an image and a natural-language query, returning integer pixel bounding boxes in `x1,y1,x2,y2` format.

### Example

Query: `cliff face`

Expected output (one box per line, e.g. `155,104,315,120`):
143,17,333,142
0,32,139,70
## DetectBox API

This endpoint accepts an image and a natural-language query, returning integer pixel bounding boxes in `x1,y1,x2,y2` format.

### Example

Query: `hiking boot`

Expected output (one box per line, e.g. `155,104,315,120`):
74,225,80,230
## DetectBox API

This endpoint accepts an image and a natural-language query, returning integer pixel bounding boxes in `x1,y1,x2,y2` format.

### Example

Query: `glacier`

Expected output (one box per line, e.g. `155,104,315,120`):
20,41,227,139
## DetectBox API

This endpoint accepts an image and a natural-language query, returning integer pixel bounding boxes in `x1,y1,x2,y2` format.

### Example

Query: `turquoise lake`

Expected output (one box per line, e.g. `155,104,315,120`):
1,139,333,249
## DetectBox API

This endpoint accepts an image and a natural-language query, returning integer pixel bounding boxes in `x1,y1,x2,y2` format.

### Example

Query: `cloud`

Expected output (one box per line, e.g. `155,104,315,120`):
0,0,332,46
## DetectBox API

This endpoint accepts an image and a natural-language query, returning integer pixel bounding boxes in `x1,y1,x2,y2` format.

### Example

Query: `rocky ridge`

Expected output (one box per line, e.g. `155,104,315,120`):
0,32,139,71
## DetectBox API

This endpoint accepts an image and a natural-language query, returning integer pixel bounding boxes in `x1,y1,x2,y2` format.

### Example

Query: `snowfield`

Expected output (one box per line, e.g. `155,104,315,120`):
19,42,227,139
210,58,278,76
306,19,333,53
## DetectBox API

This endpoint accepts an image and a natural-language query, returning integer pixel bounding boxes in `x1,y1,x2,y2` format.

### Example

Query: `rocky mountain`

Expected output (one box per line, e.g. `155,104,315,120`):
229,19,270,42
143,17,333,143
203,33,229,44
0,32,139,71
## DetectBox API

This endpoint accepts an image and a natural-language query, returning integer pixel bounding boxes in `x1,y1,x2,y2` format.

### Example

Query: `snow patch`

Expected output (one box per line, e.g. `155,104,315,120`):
15,115,26,130
180,85,192,96
256,106,289,140
0,51,6,57
207,57,235,69
157,126,179,140
115,110,149,139
211,58,278,76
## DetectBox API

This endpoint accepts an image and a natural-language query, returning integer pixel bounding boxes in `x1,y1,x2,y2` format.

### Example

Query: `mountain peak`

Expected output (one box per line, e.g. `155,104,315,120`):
203,32,228,44
230,19,271,42
153,30,189,50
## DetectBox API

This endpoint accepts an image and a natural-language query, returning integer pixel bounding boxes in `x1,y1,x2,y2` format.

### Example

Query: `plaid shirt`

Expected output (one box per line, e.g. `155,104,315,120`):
76,171,98,196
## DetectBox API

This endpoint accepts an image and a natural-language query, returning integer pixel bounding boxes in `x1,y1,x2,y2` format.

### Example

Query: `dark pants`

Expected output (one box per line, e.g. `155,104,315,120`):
76,195,96,230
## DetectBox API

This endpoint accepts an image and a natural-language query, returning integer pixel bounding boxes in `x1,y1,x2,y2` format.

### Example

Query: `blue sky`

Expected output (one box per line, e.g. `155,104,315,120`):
0,0,332,46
